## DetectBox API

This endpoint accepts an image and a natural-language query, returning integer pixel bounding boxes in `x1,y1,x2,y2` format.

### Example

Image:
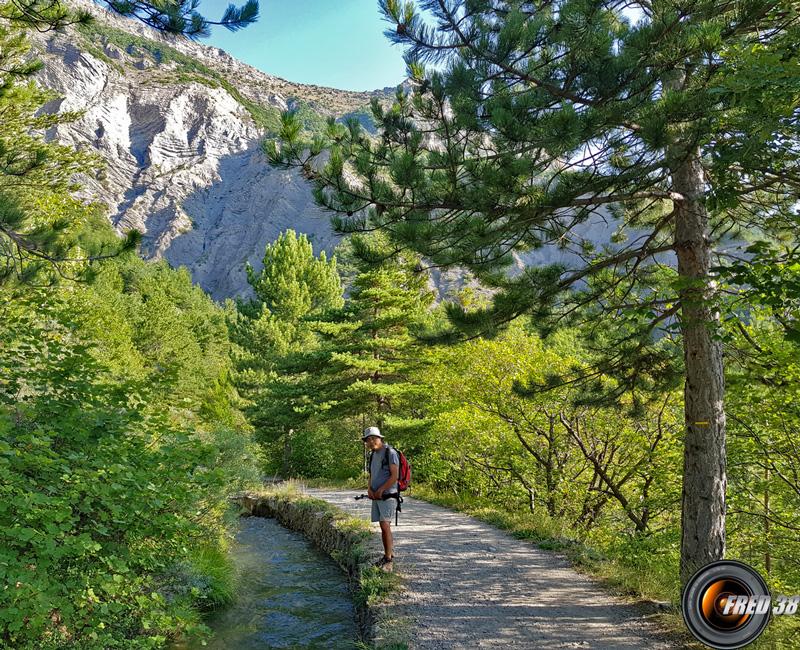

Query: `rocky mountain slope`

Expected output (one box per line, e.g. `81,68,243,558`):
30,0,401,299
31,0,650,301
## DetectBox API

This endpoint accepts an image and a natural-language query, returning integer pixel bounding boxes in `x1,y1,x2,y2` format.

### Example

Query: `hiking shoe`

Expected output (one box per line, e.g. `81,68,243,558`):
373,555,394,572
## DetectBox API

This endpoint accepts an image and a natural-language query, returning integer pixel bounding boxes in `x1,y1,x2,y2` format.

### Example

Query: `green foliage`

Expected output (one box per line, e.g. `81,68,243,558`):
278,232,436,465
74,254,244,429
262,424,362,480
390,308,800,647
231,229,344,475
244,229,343,323
99,0,258,38
233,229,438,479
0,251,259,647
0,0,93,31
415,321,683,533
0,12,266,645
725,309,800,593
716,240,800,342
163,542,238,612
338,106,378,134
0,20,131,286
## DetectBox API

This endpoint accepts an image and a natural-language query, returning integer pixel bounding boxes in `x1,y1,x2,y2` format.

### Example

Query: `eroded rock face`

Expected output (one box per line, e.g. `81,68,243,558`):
31,1,667,302
29,0,385,300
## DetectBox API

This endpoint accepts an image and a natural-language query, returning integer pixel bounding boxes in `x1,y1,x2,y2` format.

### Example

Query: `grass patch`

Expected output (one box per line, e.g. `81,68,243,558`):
158,537,237,618
355,566,402,609
187,542,237,610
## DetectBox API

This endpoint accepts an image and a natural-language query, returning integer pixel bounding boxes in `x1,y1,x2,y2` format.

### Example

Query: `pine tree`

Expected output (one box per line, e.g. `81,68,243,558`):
267,1,800,586
0,17,137,286
230,229,343,474
289,233,436,442
3,0,259,38
244,229,343,326
99,0,259,38
0,0,92,31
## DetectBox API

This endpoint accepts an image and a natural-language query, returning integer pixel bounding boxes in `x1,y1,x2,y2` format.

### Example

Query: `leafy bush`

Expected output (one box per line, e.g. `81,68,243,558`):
0,263,258,647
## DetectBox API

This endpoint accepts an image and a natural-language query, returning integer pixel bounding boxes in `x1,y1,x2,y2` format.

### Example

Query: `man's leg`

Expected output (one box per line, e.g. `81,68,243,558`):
379,519,393,559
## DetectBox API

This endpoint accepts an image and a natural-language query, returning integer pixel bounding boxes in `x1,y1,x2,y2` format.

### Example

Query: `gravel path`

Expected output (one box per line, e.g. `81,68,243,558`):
305,488,687,650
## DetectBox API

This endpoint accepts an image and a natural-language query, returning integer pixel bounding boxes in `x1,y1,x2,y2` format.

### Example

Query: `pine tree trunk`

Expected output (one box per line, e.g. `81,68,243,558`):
671,148,727,588
764,465,771,574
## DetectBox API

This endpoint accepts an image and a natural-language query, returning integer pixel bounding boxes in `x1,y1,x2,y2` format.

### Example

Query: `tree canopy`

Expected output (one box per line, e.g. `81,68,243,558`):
266,0,800,586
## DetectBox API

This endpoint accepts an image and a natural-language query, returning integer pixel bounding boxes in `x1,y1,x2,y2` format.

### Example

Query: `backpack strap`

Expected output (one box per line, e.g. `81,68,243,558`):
381,443,392,468
381,491,402,526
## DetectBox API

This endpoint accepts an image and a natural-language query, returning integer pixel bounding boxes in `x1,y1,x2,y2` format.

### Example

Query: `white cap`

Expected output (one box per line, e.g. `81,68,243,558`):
362,426,384,440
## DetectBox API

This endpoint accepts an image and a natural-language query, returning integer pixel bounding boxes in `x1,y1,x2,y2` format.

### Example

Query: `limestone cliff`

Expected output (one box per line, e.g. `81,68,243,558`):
30,0,396,299
30,0,642,301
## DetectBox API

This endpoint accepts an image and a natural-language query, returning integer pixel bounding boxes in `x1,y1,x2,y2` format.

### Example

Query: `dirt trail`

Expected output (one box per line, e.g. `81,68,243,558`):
306,488,689,649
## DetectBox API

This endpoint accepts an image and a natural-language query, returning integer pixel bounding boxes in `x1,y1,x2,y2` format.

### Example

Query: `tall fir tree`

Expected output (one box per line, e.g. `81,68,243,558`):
267,1,800,585
286,232,436,447
230,229,343,474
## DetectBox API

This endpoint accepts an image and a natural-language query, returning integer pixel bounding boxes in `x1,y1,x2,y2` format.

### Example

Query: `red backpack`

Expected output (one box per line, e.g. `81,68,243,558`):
371,443,411,491
395,446,411,492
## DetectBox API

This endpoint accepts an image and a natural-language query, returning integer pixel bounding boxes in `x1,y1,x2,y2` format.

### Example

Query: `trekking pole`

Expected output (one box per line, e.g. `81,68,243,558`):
354,493,402,525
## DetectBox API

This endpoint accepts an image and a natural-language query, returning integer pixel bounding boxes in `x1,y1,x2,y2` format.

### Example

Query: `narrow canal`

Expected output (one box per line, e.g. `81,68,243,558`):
180,514,358,649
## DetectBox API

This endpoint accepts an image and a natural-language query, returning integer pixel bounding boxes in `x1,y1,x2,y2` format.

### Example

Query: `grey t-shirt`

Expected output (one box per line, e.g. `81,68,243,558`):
369,445,399,494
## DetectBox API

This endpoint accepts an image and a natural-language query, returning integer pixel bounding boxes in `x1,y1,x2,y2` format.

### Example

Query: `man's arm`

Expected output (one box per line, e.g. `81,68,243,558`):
375,459,399,498
367,450,375,498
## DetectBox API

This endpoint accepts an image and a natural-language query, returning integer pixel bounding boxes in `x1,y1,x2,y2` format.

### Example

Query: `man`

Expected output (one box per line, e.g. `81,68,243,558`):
362,425,398,572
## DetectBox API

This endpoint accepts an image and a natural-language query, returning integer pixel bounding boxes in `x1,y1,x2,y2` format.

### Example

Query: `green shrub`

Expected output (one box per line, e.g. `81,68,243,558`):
0,264,258,647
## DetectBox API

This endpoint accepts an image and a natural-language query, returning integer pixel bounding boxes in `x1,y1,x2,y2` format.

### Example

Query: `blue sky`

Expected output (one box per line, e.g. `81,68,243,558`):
198,0,409,91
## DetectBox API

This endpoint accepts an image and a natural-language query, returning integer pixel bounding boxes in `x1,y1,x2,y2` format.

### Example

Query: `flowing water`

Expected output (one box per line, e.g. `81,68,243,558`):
180,515,358,649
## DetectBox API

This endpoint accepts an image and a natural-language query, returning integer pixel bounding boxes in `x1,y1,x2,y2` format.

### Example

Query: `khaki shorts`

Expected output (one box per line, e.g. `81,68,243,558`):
371,495,397,523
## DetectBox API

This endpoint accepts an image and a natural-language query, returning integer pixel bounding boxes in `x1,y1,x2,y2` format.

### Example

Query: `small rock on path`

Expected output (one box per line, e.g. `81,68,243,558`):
306,488,688,649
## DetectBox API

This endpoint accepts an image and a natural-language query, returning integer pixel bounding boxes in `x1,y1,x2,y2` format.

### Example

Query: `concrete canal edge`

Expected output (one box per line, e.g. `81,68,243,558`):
232,490,404,649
